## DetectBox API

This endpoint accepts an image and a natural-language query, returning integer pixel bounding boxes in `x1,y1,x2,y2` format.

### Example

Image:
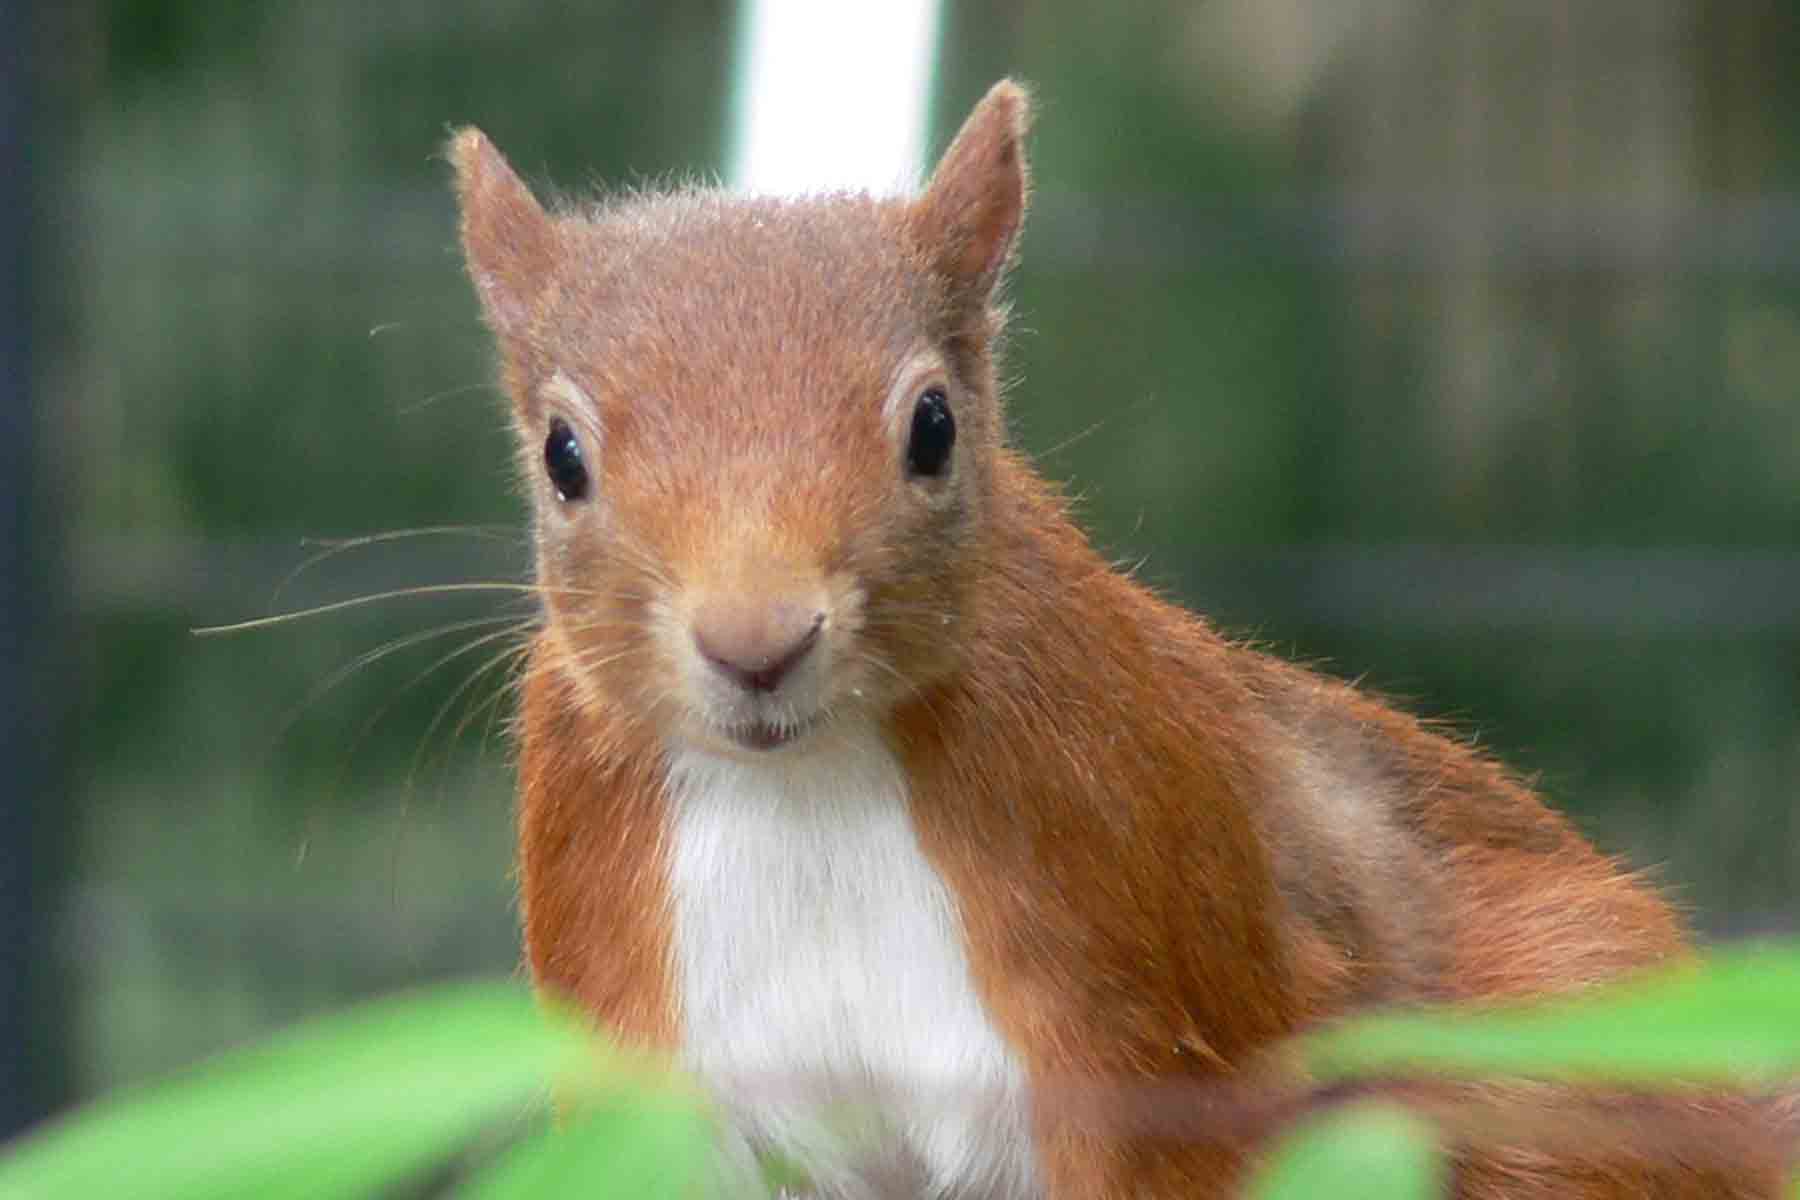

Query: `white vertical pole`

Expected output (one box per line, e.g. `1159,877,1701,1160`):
729,0,944,196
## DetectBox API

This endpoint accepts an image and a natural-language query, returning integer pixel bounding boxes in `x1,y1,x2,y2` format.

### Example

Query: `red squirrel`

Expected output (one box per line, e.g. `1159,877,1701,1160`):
449,82,1786,1197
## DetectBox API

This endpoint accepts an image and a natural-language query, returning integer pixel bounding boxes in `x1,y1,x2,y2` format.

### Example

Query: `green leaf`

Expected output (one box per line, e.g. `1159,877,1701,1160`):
1248,1104,1443,1200
459,1094,711,1200
0,980,594,1200
1304,943,1800,1084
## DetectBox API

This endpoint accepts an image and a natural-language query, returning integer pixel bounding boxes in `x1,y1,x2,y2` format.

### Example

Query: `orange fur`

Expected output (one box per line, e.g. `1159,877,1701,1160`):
514,653,677,1046
454,82,1790,1196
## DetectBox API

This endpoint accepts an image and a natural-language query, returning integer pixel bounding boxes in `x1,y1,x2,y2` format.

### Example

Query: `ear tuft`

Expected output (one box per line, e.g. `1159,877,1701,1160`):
449,128,558,338
909,80,1032,300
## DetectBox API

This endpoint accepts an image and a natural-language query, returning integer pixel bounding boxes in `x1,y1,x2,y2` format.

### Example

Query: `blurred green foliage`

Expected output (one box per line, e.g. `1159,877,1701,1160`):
5,946,1796,1197
0,982,600,1200
1302,942,1800,1083
1247,1105,1444,1200
41,0,1800,1107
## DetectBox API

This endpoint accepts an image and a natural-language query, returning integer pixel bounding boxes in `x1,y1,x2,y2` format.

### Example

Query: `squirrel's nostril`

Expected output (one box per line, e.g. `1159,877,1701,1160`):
693,606,824,694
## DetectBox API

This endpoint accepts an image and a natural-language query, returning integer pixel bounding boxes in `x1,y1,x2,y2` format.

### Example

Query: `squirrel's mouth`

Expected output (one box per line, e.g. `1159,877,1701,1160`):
721,717,814,753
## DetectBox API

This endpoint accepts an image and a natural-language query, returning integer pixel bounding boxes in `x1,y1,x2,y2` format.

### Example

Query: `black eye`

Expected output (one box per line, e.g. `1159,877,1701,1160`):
906,387,955,478
544,418,589,502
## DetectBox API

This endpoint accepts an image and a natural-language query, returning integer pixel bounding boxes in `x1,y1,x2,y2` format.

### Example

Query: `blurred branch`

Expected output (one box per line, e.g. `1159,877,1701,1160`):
1171,545,1800,637
1033,191,1800,274
74,171,1800,274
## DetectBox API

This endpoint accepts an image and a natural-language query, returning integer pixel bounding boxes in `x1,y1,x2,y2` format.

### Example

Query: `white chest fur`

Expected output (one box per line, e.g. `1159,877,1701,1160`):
666,727,1038,1198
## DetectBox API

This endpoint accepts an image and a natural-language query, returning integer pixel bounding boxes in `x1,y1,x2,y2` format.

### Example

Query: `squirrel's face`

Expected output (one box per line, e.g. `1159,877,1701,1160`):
452,84,1030,757
511,206,996,758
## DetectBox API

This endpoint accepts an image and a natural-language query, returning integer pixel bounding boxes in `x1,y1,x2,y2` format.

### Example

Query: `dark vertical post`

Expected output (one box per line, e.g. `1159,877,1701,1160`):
0,0,59,1139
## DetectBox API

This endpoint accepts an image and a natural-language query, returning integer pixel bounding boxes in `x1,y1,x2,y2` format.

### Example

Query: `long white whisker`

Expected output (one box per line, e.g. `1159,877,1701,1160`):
271,615,522,747
400,381,501,415
415,634,538,784
195,582,581,636
272,525,521,606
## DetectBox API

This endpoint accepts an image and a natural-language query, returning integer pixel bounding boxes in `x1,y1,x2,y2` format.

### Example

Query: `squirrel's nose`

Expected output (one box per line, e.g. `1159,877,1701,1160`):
692,600,825,694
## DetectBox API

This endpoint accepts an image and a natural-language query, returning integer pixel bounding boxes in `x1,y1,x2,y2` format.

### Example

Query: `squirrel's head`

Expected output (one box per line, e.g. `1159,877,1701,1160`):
452,81,1030,757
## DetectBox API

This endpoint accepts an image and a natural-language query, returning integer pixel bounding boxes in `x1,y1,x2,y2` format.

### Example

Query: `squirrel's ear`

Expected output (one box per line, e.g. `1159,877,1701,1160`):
449,128,558,338
909,80,1031,300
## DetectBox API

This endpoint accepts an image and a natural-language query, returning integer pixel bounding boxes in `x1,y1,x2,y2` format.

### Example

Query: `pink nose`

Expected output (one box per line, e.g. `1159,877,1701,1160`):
692,600,825,694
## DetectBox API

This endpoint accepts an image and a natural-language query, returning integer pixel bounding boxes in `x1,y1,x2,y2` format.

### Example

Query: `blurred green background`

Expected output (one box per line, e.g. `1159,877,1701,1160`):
18,0,1799,1130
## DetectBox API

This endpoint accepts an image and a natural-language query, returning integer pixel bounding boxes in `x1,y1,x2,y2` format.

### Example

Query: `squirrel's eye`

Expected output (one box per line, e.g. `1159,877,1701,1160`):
906,387,955,479
544,418,589,502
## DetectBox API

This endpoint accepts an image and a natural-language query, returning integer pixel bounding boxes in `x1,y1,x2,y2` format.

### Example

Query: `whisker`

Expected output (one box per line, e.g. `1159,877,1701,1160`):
298,525,520,551
368,317,495,339
400,381,502,416
567,638,653,677
272,525,522,606
410,633,538,790
385,630,537,862
1036,415,1110,461
850,646,912,692
468,644,536,753
445,639,536,759
851,646,951,743
1033,392,1160,462
194,582,586,636
860,652,934,711
270,615,524,748
364,623,534,751
310,622,532,902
